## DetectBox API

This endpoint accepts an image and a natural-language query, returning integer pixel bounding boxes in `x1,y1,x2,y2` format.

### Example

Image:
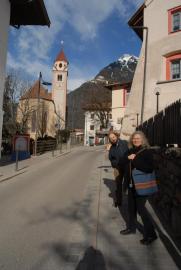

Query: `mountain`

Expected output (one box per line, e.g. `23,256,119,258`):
67,80,111,130
95,54,138,83
67,54,138,130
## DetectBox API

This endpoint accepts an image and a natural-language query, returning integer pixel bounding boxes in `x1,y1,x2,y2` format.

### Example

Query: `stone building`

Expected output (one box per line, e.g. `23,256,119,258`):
121,0,181,138
52,50,69,129
17,49,68,139
0,0,50,157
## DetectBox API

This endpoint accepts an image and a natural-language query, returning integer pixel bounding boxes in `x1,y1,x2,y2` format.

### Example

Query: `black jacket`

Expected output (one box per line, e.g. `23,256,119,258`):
127,146,154,173
109,139,128,169
124,146,154,189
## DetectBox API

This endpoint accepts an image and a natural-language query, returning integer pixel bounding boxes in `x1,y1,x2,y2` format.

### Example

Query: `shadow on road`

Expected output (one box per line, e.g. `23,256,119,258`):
103,176,181,269
97,165,112,169
21,163,180,270
24,192,142,269
75,246,107,270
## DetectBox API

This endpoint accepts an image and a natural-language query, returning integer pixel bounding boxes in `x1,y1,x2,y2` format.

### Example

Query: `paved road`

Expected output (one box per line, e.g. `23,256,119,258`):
0,147,104,270
0,147,179,270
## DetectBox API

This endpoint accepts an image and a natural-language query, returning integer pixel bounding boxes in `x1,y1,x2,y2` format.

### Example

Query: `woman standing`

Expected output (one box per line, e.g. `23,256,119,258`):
108,132,128,207
121,131,157,245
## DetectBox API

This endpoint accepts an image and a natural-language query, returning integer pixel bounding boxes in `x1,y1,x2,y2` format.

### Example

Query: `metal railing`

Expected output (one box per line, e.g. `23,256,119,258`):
137,99,181,146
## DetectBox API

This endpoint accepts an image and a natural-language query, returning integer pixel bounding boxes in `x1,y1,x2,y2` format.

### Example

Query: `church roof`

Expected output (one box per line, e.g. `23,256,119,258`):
55,50,68,63
20,80,52,101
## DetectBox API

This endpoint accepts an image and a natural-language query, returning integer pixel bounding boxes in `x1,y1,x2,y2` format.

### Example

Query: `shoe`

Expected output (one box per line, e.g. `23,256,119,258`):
120,229,136,235
140,235,157,245
114,201,122,207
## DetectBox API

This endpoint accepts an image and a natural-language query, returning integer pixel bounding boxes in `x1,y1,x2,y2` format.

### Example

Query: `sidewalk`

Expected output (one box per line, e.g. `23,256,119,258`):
0,147,180,269
50,150,180,270
96,155,180,269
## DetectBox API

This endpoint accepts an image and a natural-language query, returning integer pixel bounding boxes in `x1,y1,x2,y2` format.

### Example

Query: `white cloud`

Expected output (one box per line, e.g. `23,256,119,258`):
7,0,142,88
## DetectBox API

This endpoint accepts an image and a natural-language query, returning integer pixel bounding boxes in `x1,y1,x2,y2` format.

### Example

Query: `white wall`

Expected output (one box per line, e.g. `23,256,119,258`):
0,0,10,157
52,60,68,129
84,112,102,146
121,0,181,139
112,88,126,131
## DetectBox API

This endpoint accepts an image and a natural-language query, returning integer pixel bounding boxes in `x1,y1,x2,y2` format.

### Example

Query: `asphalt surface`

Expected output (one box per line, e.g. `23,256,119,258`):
0,146,179,270
0,147,104,270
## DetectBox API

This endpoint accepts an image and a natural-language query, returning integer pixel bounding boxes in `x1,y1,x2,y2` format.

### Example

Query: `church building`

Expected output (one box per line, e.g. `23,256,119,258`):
17,49,68,139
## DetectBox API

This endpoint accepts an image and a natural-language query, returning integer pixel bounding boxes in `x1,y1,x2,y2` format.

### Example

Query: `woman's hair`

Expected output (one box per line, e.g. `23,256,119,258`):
128,131,150,148
108,131,120,138
108,131,120,139
108,131,120,143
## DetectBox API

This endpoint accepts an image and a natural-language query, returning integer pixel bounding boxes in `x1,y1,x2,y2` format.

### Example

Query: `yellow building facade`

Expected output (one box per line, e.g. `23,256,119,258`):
17,50,68,139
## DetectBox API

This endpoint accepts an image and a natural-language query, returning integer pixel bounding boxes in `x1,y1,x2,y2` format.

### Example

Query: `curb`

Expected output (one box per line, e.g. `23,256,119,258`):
0,150,72,183
0,170,27,183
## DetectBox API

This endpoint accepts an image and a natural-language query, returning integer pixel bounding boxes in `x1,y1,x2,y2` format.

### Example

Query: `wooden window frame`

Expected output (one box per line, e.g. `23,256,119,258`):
168,6,181,34
166,54,181,80
90,125,94,131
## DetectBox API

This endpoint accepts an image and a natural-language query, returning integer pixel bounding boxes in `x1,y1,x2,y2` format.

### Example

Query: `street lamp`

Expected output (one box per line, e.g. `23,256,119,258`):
130,26,149,124
154,87,160,114
34,71,42,156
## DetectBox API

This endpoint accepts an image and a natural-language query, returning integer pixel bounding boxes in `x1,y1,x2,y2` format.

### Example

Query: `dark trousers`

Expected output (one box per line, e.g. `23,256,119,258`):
128,188,137,231
114,168,124,204
128,188,156,238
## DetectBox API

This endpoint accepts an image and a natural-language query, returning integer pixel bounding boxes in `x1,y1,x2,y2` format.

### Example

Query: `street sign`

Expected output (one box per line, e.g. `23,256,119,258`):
13,135,30,152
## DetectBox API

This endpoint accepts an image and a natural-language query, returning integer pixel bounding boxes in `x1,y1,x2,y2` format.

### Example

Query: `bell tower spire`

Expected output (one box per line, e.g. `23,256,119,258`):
52,47,68,129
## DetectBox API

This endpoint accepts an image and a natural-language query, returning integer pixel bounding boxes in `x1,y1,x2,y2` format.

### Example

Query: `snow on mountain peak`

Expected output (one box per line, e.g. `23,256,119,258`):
118,54,138,64
118,54,138,72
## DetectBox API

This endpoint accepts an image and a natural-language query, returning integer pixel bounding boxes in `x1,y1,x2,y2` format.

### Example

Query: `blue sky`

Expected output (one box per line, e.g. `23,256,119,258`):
7,0,143,91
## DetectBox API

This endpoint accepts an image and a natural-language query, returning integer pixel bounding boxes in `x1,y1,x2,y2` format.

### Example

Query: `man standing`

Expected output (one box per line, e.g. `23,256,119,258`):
108,132,128,207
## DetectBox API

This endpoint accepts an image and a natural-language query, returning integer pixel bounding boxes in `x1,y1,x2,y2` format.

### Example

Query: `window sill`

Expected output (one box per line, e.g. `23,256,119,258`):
157,79,181,84
169,29,181,34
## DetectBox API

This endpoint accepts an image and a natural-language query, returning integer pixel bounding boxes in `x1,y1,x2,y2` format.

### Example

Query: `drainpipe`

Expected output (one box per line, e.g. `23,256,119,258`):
130,26,149,124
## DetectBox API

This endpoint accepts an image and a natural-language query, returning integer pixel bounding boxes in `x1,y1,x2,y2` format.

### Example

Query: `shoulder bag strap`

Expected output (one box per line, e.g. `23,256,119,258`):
129,161,134,187
134,147,147,156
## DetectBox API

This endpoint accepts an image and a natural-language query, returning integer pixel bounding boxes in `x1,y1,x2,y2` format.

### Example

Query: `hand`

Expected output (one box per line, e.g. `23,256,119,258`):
128,154,136,160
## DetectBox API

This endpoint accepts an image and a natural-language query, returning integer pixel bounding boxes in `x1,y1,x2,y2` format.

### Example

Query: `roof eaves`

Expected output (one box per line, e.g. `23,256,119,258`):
128,3,145,41
9,0,50,27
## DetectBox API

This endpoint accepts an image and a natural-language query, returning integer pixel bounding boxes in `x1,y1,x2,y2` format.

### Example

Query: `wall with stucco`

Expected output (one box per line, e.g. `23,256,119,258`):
121,0,181,139
112,88,126,131
52,60,68,129
17,99,56,139
0,0,10,157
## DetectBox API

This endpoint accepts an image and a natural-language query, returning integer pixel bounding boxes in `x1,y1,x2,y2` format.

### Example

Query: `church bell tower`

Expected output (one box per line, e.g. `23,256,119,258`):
52,49,68,129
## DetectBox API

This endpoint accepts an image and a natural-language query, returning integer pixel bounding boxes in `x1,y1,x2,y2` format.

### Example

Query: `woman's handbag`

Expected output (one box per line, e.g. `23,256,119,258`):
129,148,158,196
132,168,158,196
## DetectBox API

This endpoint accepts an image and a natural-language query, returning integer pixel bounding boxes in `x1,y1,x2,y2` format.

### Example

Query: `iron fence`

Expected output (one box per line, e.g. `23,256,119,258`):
137,99,181,146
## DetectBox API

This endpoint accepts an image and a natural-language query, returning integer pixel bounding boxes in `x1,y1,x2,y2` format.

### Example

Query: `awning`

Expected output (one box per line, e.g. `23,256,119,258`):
10,0,50,28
